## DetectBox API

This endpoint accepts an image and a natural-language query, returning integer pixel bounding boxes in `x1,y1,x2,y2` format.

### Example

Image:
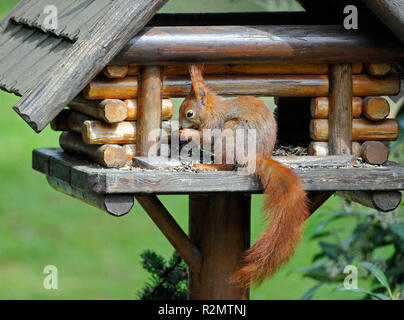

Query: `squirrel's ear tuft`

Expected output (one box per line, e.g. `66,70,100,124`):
189,64,207,106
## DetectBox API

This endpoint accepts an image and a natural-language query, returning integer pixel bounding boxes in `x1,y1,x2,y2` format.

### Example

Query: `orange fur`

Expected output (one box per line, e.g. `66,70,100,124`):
179,65,309,288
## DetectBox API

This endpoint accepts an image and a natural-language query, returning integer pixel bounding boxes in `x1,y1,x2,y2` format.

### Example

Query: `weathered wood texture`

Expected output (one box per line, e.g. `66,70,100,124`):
189,194,250,300
127,63,364,75
361,141,389,165
363,97,390,121
328,64,353,155
13,0,169,132
113,25,404,65
69,98,127,124
361,0,404,43
311,119,399,141
337,191,402,212
309,142,361,157
33,149,404,193
59,132,127,168
311,97,362,119
136,195,202,273
83,75,400,99
365,63,392,76
47,176,133,217
136,66,164,156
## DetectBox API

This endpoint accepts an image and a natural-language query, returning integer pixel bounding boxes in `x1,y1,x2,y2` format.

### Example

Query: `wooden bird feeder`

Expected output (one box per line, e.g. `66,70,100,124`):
1,0,404,300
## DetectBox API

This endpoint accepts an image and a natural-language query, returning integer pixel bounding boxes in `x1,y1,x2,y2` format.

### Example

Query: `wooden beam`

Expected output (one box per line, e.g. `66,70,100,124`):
188,194,250,300
33,149,404,194
311,97,362,119
59,132,128,168
361,0,404,43
311,119,399,141
47,176,133,217
83,75,400,99
337,191,402,212
135,195,202,274
146,12,332,27
113,25,404,65
309,142,361,157
69,98,128,124
13,0,169,132
308,192,334,215
328,64,353,155
136,66,164,156
127,63,364,76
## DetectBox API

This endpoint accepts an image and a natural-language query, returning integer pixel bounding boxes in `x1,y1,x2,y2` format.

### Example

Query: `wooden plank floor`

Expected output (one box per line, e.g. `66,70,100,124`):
33,148,404,194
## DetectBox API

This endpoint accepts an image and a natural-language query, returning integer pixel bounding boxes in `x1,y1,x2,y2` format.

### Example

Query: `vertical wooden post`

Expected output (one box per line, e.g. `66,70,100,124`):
188,193,251,300
136,66,164,156
328,64,353,155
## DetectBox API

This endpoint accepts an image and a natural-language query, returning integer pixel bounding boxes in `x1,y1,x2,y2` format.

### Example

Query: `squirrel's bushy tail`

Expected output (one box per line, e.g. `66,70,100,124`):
232,158,309,288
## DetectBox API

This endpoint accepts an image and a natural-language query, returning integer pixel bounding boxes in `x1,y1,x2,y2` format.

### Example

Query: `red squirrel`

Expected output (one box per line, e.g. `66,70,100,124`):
178,65,309,288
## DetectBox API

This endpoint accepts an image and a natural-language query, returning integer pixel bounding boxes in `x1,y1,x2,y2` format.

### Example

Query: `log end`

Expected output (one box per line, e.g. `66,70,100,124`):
103,100,128,123
104,194,134,217
360,141,389,165
365,63,392,77
363,97,390,121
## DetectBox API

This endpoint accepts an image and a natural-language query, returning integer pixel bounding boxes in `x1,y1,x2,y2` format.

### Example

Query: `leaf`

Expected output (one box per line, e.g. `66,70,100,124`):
359,262,391,292
319,241,343,260
336,286,390,300
391,224,404,241
300,282,325,300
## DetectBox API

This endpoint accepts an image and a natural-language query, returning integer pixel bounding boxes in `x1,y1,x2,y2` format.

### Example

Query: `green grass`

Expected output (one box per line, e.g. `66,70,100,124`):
0,0,358,300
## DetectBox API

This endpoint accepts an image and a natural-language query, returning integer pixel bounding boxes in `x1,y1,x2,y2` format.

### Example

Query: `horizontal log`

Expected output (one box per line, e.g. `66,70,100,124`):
69,98,127,124
361,141,389,165
362,97,390,121
83,75,400,99
33,148,404,193
59,132,127,168
311,97,362,119
103,65,129,79
337,191,402,212
365,63,392,76
127,63,364,76
83,120,171,145
124,99,173,120
47,176,134,217
69,97,173,122
51,109,90,134
310,119,399,141
309,141,361,156
113,25,404,65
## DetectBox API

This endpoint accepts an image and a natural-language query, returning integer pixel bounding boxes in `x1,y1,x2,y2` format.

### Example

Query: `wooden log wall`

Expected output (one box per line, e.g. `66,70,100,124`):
309,63,399,165
53,58,400,169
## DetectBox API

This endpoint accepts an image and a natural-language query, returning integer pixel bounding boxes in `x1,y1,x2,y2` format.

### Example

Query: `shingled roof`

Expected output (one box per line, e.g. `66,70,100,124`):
0,0,403,132
0,0,167,132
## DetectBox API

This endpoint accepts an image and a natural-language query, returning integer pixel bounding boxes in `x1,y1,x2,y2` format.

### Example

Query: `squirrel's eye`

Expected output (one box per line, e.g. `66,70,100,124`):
186,110,195,119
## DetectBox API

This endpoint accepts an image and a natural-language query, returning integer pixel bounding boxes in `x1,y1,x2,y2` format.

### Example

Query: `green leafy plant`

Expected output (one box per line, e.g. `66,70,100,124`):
137,250,188,300
297,205,404,300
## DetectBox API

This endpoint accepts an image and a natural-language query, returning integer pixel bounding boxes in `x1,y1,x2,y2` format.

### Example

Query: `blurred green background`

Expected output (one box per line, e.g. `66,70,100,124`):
0,0,401,300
